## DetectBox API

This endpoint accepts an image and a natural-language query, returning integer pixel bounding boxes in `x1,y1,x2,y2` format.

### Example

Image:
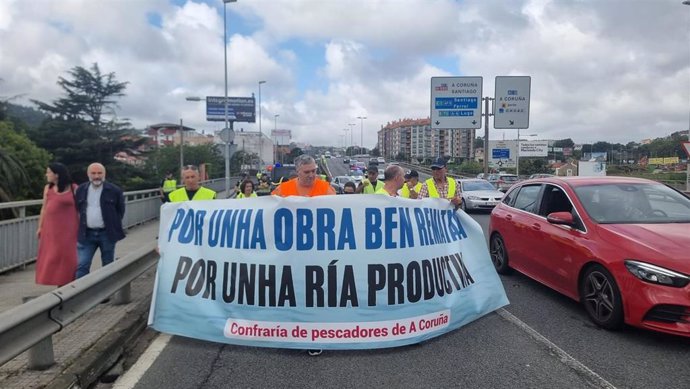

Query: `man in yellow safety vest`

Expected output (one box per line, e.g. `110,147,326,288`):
159,172,177,202
400,169,422,199
418,158,462,208
168,165,217,202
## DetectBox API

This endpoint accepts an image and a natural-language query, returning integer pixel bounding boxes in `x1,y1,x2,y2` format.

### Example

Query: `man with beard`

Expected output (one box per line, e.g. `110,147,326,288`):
74,163,126,279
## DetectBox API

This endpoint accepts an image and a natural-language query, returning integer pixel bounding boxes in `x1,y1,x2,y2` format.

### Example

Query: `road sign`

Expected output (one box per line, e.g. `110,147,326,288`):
219,128,235,143
492,148,510,159
430,76,482,129
519,141,548,157
206,96,256,123
682,141,690,158
494,76,530,129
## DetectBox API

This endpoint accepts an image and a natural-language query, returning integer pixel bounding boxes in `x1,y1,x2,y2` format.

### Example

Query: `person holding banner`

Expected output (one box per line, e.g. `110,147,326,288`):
375,165,405,196
235,179,258,199
271,155,335,197
271,154,335,356
168,165,217,202
400,170,421,199
418,157,462,208
356,165,384,194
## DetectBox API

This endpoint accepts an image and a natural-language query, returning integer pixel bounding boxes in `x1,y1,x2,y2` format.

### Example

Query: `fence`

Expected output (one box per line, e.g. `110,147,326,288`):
0,178,227,274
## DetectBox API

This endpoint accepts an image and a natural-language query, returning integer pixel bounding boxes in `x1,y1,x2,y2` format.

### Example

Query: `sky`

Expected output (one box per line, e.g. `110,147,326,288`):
1,0,689,148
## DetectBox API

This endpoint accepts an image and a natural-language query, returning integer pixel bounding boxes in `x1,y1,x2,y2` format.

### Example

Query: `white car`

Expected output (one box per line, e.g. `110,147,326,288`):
457,179,504,212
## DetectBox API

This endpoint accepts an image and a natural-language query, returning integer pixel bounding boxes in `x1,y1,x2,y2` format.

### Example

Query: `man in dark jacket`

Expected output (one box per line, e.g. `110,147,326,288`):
75,163,126,279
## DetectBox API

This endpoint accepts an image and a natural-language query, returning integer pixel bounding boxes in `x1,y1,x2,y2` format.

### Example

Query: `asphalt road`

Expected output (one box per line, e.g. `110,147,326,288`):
116,158,690,389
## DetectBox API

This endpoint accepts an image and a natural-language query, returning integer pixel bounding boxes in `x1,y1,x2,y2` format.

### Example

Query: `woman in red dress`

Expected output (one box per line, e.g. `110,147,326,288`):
35,162,78,286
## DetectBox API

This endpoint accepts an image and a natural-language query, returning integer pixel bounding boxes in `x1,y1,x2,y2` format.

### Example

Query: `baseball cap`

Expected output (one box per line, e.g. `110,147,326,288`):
367,165,378,173
430,157,446,169
404,170,419,180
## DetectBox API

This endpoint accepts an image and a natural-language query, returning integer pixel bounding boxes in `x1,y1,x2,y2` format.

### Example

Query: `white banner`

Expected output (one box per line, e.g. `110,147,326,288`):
149,195,509,350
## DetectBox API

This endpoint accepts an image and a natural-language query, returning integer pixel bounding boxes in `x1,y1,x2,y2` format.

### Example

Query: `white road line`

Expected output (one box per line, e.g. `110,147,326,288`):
113,333,171,389
496,308,617,389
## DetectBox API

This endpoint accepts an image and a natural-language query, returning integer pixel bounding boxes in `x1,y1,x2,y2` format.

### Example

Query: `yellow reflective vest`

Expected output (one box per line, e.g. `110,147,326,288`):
425,177,456,198
168,186,216,202
236,192,257,199
400,182,422,198
363,180,384,194
375,187,395,196
162,179,177,193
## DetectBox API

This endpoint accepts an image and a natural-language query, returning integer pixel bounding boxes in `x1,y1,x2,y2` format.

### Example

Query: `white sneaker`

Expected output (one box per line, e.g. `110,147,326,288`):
307,349,322,356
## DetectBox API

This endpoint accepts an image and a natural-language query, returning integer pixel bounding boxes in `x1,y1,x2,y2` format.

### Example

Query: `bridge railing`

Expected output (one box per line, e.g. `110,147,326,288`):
0,178,227,274
0,242,158,369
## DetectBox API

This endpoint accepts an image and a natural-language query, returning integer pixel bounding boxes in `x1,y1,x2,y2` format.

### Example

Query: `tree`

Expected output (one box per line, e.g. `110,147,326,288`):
32,63,128,130
287,147,303,161
0,121,51,201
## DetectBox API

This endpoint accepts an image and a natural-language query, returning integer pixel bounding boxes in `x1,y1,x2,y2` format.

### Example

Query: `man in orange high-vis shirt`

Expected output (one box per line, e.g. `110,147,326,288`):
271,154,334,357
271,155,336,197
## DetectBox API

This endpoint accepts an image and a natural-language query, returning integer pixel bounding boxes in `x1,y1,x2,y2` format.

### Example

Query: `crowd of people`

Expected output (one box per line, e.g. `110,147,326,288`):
34,155,461,318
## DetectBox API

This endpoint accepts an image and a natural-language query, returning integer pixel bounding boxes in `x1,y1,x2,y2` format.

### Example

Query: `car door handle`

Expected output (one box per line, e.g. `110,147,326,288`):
505,214,512,221
531,223,541,231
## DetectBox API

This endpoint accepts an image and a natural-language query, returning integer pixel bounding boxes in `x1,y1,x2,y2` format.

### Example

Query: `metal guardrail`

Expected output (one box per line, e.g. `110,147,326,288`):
0,242,158,368
0,178,227,273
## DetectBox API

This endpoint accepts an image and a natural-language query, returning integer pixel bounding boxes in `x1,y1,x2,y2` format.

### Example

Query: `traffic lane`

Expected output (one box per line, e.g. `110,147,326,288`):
131,314,596,389
470,212,690,389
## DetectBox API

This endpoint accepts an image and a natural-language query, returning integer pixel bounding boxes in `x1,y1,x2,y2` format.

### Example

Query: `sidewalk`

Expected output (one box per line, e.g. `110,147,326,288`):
0,221,161,389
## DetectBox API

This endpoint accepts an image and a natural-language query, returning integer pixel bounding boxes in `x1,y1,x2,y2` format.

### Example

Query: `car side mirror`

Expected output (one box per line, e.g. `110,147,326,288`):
546,211,574,226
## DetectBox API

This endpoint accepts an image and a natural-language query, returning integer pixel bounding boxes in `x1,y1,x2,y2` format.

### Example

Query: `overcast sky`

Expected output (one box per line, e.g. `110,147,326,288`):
1,0,689,147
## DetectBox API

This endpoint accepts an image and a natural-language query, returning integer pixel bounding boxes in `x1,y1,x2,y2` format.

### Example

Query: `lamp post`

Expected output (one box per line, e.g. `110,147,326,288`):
342,128,350,156
258,80,266,164
179,119,184,178
357,116,367,152
348,123,356,153
274,114,279,163
222,0,237,196
515,131,538,176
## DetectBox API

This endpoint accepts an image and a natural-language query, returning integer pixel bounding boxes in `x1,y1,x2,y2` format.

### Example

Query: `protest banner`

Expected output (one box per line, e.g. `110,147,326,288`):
149,195,509,349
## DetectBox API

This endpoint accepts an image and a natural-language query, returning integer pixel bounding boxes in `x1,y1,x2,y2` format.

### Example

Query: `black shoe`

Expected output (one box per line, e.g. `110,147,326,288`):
307,349,322,356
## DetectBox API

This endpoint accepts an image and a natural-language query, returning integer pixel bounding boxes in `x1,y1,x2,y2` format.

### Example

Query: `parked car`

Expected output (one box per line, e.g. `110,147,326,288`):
489,176,690,337
343,157,350,164
331,175,355,194
377,157,385,164
487,174,519,192
457,179,504,212
529,173,555,179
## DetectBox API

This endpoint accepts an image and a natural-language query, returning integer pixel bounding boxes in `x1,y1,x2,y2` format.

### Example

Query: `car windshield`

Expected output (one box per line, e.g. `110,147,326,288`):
462,181,496,191
574,183,690,224
336,176,353,183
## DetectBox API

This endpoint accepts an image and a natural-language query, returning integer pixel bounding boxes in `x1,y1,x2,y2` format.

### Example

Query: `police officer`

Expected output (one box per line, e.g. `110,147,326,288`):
168,165,217,202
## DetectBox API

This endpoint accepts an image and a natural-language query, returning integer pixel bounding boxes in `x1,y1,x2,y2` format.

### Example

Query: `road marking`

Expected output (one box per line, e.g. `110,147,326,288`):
113,333,171,389
496,308,617,389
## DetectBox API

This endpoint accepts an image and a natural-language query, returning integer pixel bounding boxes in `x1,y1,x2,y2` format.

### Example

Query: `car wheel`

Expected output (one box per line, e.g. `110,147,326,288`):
460,199,467,212
489,233,511,274
579,264,624,330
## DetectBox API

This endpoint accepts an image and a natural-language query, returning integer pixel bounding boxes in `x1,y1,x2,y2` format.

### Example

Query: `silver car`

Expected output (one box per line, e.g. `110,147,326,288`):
458,179,505,212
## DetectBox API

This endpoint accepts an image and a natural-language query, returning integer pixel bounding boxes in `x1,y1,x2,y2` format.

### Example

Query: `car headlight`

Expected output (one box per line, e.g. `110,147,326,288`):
467,195,480,200
624,260,690,288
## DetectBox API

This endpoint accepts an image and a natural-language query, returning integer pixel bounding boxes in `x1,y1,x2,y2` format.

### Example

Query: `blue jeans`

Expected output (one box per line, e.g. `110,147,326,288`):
76,229,116,278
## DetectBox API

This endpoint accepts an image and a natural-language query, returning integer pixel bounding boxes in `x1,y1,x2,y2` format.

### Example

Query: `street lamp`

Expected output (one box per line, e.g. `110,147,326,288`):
258,80,266,165
342,128,350,156
274,114,279,163
515,131,537,177
348,123,356,153
357,116,367,152
222,0,237,196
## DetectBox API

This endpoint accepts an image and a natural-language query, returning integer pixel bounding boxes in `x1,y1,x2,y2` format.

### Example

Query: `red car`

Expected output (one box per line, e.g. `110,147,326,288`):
489,176,690,337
